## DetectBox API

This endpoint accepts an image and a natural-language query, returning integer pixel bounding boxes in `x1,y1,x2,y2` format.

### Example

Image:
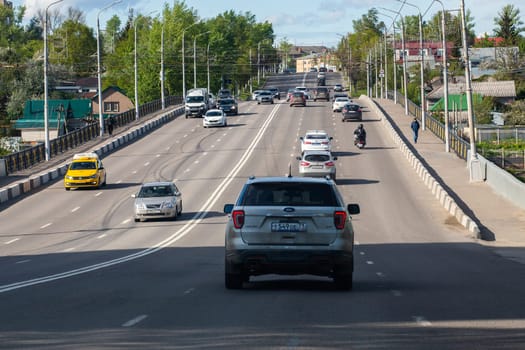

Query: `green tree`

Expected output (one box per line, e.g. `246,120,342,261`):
493,4,525,45
504,100,525,125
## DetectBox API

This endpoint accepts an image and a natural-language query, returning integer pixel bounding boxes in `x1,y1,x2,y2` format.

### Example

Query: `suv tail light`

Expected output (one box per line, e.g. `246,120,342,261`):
334,211,347,229
232,210,245,229
325,161,335,167
300,161,311,167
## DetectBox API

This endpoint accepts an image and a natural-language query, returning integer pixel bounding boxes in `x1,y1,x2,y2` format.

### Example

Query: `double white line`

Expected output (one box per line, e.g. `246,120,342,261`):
0,103,282,294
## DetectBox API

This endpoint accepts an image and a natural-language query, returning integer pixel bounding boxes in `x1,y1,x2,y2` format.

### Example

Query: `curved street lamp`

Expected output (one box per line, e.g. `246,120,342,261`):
193,31,210,89
380,7,409,116
44,0,64,161
397,0,427,130
182,21,199,99
97,0,122,137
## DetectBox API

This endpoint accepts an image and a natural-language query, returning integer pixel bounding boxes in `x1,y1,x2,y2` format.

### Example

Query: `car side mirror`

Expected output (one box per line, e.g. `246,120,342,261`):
224,204,234,214
333,156,338,160
299,137,304,141
347,204,360,215
296,156,301,160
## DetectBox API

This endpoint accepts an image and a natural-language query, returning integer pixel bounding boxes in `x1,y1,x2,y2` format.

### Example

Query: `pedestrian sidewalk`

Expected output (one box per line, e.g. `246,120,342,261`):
361,97,525,250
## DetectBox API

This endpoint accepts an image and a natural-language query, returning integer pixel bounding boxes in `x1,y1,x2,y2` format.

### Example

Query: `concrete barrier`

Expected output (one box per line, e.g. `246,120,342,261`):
362,95,481,238
0,106,184,206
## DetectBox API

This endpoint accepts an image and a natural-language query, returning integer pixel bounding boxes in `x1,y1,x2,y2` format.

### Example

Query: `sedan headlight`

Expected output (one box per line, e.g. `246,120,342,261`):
66,175,74,180
135,202,146,210
161,201,174,209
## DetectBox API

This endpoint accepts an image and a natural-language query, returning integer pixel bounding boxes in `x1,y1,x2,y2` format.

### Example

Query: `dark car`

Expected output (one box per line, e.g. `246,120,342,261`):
223,176,361,290
289,91,306,107
217,88,232,100
317,77,326,86
217,98,238,115
313,87,330,101
267,87,281,100
341,103,362,122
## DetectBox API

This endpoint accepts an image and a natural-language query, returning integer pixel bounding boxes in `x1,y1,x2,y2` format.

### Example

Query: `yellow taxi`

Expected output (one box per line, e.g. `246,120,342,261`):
64,152,106,191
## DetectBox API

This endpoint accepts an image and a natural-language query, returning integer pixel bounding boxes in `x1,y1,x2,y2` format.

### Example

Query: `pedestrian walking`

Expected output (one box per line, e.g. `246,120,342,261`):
107,115,115,136
411,117,420,143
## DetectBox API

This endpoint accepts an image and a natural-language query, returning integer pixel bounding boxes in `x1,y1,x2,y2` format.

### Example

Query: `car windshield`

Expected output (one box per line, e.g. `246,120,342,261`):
70,161,96,170
207,111,222,116
304,154,330,162
240,182,337,206
345,104,359,111
186,96,203,103
219,99,234,105
306,135,328,140
335,98,349,102
138,185,173,198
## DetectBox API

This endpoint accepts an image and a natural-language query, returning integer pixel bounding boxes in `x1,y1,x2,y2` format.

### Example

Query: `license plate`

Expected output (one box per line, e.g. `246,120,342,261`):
311,165,323,169
271,222,307,232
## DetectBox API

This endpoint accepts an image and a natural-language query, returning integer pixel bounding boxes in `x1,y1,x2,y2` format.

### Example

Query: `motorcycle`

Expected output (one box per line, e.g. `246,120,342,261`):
354,134,366,149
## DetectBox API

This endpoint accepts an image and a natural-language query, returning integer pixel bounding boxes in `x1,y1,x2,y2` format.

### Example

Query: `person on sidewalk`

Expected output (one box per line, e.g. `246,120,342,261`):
107,115,116,136
411,117,420,143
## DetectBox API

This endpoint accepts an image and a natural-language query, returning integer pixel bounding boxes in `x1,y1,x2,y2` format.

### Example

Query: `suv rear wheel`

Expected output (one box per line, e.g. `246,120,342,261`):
334,273,353,290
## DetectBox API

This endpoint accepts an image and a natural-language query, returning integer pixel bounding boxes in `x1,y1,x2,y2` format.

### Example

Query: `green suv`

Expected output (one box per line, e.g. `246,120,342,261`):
223,176,360,290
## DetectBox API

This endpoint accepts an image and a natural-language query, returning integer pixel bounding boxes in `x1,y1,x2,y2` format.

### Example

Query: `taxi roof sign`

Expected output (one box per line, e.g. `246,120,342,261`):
73,152,99,160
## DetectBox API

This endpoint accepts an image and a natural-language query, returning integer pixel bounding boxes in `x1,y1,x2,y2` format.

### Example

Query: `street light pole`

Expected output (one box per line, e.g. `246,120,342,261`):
160,20,165,110
432,0,450,152
397,0,426,129
97,0,122,137
459,0,482,181
380,7,409,115
44,0,63,161
182,21,199,99
193,31,210,89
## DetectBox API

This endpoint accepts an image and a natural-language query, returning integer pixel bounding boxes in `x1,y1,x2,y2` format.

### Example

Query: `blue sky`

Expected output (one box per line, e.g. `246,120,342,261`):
18,0,525,47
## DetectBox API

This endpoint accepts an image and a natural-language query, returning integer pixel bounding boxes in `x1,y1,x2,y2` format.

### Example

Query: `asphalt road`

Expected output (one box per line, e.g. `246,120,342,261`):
1,72,525,349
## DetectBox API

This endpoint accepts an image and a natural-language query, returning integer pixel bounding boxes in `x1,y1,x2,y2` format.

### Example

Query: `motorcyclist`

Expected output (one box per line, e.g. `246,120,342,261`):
353,124,366,142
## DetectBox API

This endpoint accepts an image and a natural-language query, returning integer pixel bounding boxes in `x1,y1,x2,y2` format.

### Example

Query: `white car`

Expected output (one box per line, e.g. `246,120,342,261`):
332,97,351,112
132,181,182,222
295,86,311,100
299,130,333,153
203,109,227,128
251,90,264,100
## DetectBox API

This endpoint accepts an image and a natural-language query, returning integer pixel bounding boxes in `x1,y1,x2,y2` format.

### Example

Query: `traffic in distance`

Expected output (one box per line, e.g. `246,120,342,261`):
3,69,522,349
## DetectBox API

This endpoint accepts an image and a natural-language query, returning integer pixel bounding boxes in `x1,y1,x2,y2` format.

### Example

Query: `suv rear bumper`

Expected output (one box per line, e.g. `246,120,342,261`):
225,249,353,277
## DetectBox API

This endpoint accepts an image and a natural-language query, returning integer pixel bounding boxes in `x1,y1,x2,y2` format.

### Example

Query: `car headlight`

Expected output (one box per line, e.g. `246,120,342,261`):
135,202,146,210
161,201,174,209
231,106,236,110
66,175,74,180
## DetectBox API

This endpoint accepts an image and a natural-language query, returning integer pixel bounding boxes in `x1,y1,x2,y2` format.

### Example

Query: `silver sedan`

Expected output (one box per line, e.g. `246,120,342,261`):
133,182,182,222
296,150,337,180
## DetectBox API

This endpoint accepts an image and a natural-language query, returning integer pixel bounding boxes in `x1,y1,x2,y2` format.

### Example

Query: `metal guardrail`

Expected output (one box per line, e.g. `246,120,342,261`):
387,90,470,160
2,96,183,175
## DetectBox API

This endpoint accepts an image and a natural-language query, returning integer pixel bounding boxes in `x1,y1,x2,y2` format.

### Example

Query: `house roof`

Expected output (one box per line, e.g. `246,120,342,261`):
429,94,483,112
426,80,516,100
14,99,92,129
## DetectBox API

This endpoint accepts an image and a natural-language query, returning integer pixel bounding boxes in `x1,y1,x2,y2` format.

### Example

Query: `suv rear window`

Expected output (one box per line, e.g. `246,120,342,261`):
240,182,337,206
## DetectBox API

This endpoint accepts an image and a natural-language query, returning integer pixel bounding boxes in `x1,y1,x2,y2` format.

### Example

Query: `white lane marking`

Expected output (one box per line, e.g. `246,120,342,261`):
211,144,215,148
185,168,190,172
71,206,80,213
132,170,137,174
40,223,52,229
376,272,384,277
413,316,432,327
194,160,200,164
183,134,188,138
15,259,31,264
156,154,161,158
144,162,150,167
355,241,360,245
63,247,76,252
184,288,195,294
359,251,365,255
366,261,374,265
165,147,170,150
392,290,403,297
95,192,102,197
122,315,148,327
122,219,131,224
217,139,222,142
97,234,107,239
0,103,282,294
5,238,20,245
203,152,208,156
116,180,122,184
